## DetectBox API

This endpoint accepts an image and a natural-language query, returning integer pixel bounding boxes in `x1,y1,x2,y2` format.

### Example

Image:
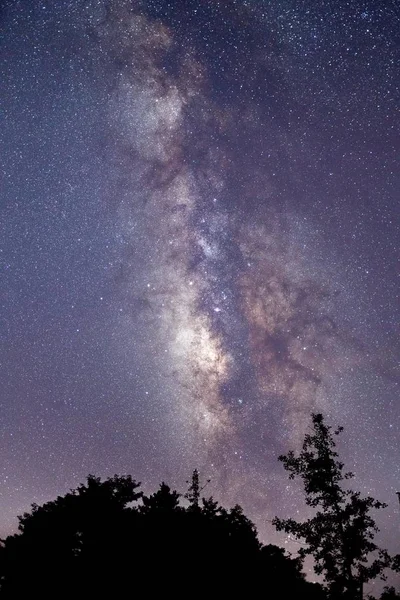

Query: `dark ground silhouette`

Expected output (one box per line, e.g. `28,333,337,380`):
0,415,397,599
0,473,325,598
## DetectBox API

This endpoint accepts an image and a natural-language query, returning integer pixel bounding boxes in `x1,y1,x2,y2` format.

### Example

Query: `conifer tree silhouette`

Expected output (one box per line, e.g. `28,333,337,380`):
184,469,210,511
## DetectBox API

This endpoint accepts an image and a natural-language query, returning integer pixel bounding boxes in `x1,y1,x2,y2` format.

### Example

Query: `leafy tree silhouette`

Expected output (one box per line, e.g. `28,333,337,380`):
273,413,394,600
141,481,181,513
3,436,394,600
0,474,142,597
259,544,326,599
366,586,400,600
377,587,400,600
0,468,330,598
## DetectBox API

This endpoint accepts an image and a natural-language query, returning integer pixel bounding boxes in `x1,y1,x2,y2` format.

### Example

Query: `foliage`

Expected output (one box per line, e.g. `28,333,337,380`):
379,587,400,600
367,587,400,600
0,471,325,598
0,414,397,599
273,413,394,599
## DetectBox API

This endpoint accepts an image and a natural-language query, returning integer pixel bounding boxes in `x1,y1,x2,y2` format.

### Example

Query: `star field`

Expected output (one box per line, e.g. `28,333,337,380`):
0,0,399,583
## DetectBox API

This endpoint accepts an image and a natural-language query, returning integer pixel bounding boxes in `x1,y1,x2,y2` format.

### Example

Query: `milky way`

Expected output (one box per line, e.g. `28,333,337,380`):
101,3,367,460
1,0,399,578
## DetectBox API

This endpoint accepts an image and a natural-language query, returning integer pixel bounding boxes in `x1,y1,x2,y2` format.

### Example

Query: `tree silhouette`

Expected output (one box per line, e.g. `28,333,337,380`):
377,587,400,600
2,431,394,599
258,544,326,599
184,468,210,511
185,468,201,509
0,469,330,598
366,587,400,600
0,474,142,597
273,413,393,599
141,481,181,513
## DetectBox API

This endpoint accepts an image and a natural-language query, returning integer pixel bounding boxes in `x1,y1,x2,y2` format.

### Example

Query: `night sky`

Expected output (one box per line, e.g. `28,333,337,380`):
1,0,399,582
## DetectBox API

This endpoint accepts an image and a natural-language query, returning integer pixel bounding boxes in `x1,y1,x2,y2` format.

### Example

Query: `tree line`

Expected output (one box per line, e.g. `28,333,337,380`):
0,414,398,599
